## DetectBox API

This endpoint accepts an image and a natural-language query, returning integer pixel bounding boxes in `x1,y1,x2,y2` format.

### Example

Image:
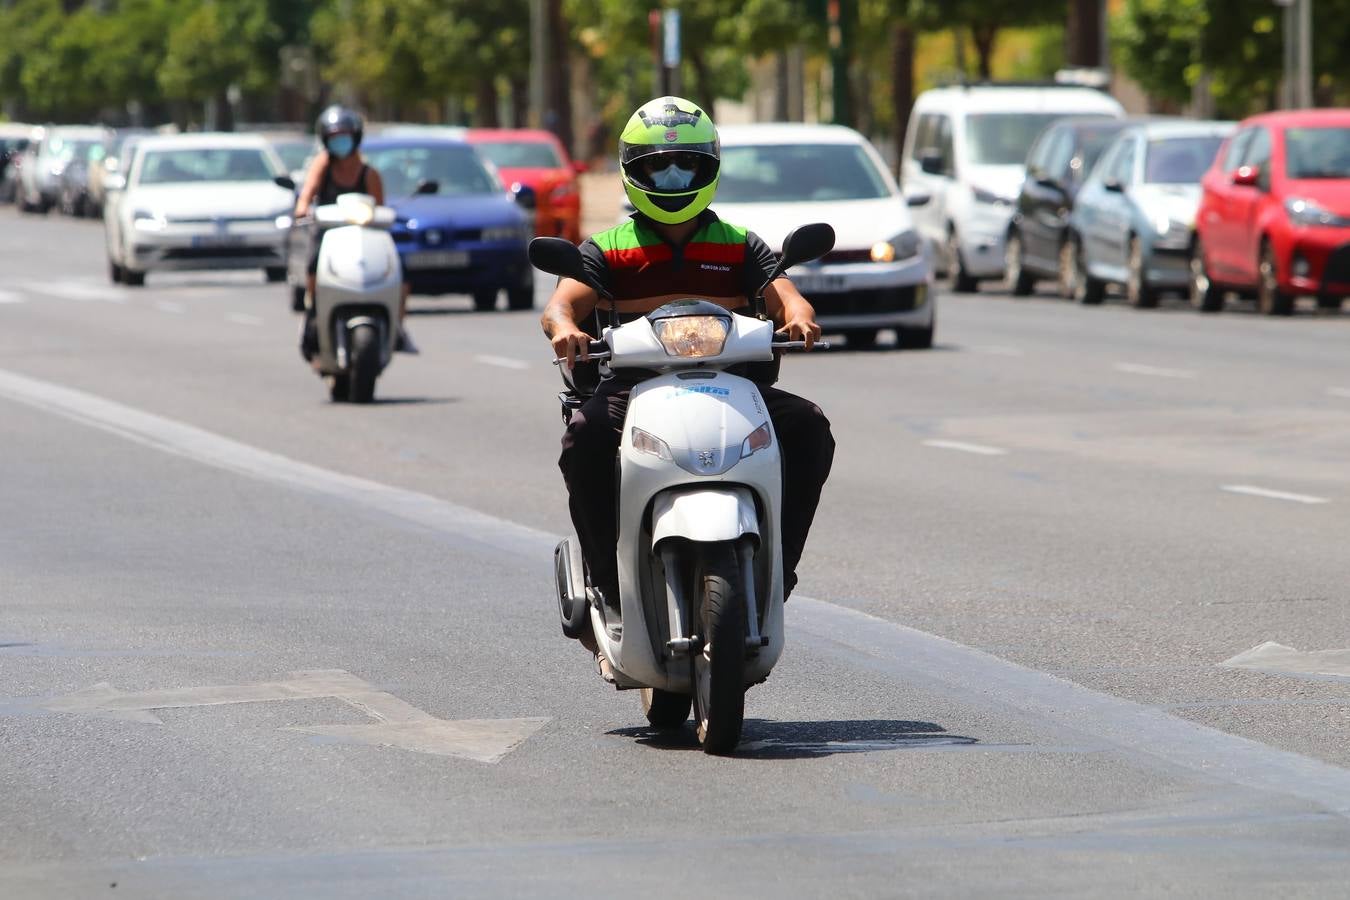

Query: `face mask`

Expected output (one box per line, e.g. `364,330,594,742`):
327,135,355,158
649,162,695,191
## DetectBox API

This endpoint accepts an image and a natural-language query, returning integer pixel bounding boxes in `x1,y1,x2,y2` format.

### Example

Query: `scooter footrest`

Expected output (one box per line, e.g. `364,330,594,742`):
666,636,702,656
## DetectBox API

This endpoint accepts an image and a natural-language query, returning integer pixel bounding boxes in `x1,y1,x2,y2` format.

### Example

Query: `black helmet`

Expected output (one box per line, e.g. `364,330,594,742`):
315,104,364,156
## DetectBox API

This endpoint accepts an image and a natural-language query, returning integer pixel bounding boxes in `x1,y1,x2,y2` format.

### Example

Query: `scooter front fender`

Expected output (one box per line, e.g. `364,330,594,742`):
651,487,759,548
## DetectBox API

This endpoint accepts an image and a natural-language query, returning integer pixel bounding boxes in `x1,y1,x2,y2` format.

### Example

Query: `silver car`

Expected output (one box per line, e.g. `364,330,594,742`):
1069,119,1235,307
17,125,111,213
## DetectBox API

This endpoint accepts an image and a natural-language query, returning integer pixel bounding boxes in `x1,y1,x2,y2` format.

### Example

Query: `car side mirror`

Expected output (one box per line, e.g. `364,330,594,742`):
415,179,439,195
905,191,931,208
104,173,127,192
511,181,536,209
1103,177,1125,194
571,160,589,174
273,175,296,191
1232,165,1260,187
919,149,944,176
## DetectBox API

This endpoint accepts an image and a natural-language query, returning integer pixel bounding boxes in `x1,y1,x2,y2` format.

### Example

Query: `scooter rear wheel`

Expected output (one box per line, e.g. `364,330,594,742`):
690,542,746,755
641,688,691,730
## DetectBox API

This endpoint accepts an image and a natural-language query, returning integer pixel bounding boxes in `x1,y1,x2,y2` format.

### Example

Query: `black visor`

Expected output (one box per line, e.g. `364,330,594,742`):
621,146,720,194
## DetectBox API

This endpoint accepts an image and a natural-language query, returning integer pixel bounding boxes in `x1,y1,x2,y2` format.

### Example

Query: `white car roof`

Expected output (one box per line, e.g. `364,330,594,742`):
135,133,273,152
913,85,1123,116
0,122,38,138
1126,119,1237,140
718,123,867,146
45,125,112,140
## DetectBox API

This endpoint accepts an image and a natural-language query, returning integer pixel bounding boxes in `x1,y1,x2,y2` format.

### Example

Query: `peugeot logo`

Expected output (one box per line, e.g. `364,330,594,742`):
697,450,716,468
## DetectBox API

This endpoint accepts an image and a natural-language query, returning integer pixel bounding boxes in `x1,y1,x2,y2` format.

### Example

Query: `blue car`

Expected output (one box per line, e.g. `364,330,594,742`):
361,137,534,310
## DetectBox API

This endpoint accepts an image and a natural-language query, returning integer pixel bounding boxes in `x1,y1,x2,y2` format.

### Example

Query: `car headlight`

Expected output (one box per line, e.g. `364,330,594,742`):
132,210,166,232
631,426,673,460
1285,197,1350,227
482,225,525,242
274,213,293,229
871,229,921,262
740,422,772,459
652,315,730,358
972,186,1013,207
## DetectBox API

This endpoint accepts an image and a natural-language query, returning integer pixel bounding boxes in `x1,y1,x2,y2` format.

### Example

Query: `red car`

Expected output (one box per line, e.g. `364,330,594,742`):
467,128,585,244
1192,109,1350,315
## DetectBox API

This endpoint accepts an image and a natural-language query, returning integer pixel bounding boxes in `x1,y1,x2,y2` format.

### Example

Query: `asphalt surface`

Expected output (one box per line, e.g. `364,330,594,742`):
4,211,1350,897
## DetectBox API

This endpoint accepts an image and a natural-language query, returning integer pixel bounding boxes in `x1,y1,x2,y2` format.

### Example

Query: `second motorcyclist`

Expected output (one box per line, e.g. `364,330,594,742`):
540,96,835,659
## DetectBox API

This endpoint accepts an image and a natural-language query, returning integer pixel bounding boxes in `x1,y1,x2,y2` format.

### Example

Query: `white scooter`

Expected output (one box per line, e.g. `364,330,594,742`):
306,192,401,403
530,223,835,754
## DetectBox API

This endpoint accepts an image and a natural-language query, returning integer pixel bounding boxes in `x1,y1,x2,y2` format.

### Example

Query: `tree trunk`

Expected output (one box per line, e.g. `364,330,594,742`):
1066,0,1103,68
510,78,529,128
971,25,997,81
688,48,716,121
890,22,915,178
545,0,573,154
475,78,500,127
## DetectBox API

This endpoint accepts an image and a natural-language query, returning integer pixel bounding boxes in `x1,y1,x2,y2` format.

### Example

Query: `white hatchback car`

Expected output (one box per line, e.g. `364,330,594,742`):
103,133,295,286
901,83,1124,291
715,123,933,349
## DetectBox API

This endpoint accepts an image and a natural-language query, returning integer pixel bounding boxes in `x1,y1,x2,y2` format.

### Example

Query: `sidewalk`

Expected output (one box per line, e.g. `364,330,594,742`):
578,171,625,237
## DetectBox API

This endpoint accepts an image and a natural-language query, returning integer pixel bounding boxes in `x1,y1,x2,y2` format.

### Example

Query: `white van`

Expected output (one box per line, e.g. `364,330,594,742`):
901,83,1124,291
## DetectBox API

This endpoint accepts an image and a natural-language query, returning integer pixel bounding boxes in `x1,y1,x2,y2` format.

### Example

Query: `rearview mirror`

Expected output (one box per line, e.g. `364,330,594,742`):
273,175,296,192
905,191,931,208
1232,165,1260,187
1103,177,1125,193
571,160,589,174
511,182,537,209
104,173,127,192
529,236,588,282
779,223,836,271
918,149,944,177
415,179,439,195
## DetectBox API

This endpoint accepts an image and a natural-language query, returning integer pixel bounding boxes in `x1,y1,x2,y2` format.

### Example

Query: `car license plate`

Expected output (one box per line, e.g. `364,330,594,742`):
792,273,847,294
406,250,469,270
191,234,246,247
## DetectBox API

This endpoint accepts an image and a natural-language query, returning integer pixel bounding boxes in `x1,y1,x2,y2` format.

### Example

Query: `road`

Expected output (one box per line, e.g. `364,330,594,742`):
4,212,1350,897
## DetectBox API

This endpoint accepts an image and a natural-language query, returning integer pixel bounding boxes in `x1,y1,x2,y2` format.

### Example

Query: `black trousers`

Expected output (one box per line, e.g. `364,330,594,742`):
558,376,835,599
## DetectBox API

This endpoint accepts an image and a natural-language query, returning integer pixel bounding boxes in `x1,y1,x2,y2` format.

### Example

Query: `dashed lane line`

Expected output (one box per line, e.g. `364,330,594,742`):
1328,387,1350,399
922,439,1009,457
0,290,25,304
226,313,265,327
6,367,1350,817
1220,484,1330,505
474,354,530,371
1114,362,1196,379
16,280,126,304
155,301,185,314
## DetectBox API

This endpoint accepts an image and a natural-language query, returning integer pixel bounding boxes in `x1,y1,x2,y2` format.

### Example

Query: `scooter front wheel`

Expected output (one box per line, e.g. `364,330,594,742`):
690,542,746,755
348,323,380,403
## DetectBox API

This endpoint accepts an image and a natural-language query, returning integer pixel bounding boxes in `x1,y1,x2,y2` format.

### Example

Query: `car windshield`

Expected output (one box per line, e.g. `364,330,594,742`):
966,114,1068,165
717,143,891,203
1144,136,1225,184
138,148,276,184
1284,127,1350,179
364,145,501,197
474,140,562,169
270,141,314,172
53,139,99,163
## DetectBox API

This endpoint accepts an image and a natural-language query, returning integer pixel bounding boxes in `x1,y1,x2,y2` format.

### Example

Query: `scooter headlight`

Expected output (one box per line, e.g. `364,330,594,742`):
631,426,673,460
337,194,376,225
652,315,730,358
740,422,773,459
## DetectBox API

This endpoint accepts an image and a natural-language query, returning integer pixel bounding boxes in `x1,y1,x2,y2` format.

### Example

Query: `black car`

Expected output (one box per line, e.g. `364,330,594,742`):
1004,116,1130,296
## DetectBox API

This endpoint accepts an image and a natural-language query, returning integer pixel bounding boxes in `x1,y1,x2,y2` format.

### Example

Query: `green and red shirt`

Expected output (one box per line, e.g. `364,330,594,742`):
578,209,777,330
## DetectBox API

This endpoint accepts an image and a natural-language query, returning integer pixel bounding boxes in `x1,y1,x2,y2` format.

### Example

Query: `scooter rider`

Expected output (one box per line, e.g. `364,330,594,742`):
295,104,417,356
541,96,835,652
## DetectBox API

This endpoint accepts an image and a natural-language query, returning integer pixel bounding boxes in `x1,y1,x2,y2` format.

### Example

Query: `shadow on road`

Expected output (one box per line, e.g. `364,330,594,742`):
609,718,977,758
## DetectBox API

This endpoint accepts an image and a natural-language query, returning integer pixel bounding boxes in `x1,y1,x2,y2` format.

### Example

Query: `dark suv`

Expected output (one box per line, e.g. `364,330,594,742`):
1004,117,1132,296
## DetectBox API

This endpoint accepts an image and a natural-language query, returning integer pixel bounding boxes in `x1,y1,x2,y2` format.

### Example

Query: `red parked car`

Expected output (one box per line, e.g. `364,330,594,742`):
467,128,585,244
1192,109,1350,315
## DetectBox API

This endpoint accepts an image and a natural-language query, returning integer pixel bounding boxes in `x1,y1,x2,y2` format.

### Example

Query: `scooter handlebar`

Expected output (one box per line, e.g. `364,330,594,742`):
551,340,610,367
772,333,831,351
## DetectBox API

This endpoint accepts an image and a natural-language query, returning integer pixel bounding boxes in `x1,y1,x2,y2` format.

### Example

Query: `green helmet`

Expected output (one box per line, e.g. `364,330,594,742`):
619,96,720,225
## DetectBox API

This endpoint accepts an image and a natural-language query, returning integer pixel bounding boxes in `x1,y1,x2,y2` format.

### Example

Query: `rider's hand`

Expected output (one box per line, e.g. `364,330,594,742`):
778,310,822,351
551,326,594,369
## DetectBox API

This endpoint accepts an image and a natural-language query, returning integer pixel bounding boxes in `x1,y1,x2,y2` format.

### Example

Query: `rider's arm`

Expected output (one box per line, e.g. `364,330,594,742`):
364,165,385,205
745,231,822,349
294,151,329,217
541,278,599,369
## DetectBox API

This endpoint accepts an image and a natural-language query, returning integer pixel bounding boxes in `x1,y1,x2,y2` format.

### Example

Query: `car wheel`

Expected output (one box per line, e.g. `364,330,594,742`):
108,259,123,284
265,267,287,283
123,269,145,287
946,229,978,293
1003,229,1034,297
1316,294,1343,311
897,322,935,350
1126,236,1158,309
1189,239,1224,313
1057,240,1077,300
507,286,534,311
1257,241,1294,316
291,284,307,313
472,289,498,312
842,329,879,350
1072,239,1104,305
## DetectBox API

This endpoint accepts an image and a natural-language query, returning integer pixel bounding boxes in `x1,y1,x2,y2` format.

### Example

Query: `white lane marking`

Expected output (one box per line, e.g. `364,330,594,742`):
922,439,1008,457
1113,362,1196,379
968,345,1025,357
1220,484,1330,505
474,354,530,371
1327,387,1350,399
0,290,25,304
19,279,126,304
8,368,1350,813
226,313,264,327
155,301,185,314
39,669,546,763
1222,641,1350,680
